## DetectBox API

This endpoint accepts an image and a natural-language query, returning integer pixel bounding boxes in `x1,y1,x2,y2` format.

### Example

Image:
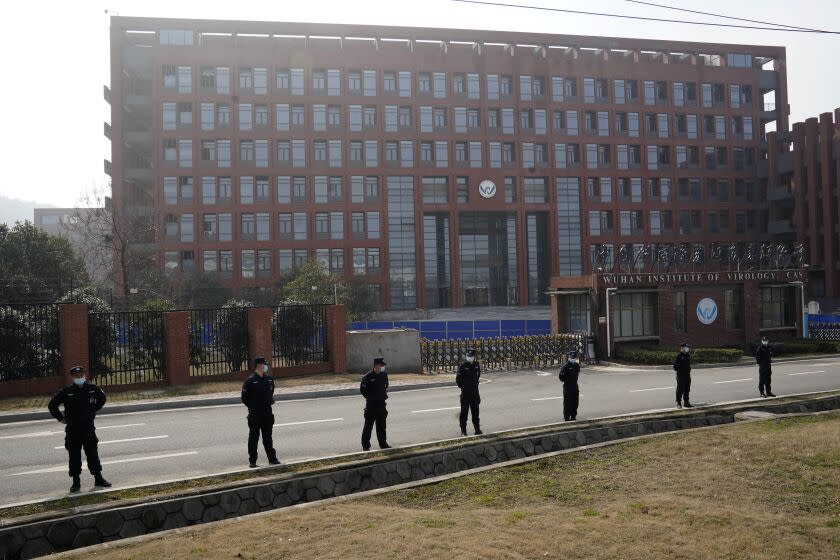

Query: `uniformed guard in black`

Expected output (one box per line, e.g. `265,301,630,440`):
48,366,111,492
673,342,693,408
756,336,776,397
456,348,482,436
241,357,279,468
360,357,391,451
558,351,581,421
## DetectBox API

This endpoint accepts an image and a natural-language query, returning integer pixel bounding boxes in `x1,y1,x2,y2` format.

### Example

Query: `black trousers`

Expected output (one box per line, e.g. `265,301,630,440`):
676,374,692,405
362,401,388,448
459,396,480,431
759,370,772,394
247,411,277,463
563,391,580,421
65,426,101,477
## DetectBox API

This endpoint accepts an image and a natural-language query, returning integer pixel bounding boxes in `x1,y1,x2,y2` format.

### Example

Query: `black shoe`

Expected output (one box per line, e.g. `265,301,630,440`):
268,459,281,465
676,402,682,409
380,444,392,449
93,476,112,488
760,392,766,398
461,430,468,437
767,392,776,397
70,477,81,493
475,429,483,435
249,461,257,468
571,418,576,421
362,445,371,451
684,403,694,408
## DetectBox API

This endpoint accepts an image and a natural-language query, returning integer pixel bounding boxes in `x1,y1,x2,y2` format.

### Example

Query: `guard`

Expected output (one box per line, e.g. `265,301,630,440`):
47,366,111,492
756,336,776,397
558,351,581,421
456,348,482,436
360,356,391,451
673,342,693,408
241,357,280,468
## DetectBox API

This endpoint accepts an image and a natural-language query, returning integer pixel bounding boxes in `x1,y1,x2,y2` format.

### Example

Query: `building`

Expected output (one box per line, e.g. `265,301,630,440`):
33,206,112,288
765,108,840,309
107,16,793,345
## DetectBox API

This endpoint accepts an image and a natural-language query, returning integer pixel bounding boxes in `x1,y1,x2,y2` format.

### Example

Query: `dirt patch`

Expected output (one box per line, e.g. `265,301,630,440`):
63,412,840,560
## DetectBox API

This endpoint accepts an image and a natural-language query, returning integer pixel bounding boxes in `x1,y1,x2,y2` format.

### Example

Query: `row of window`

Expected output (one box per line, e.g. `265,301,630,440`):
588,208,765,236
166,247,384,283
164,65,759,110
163,175,760,207
164,101,756,139
163,211,381,243
163,138,758,171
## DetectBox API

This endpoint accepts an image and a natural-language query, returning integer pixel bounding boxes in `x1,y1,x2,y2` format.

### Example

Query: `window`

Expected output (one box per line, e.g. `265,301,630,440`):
644,80,667,105
554,143,580,169
524,177,548,203
363,105,377,129
588,177,612,203
290,68,304,95
726,53,753,68
177,66,192,93
467,73,480,99
422,177,448,204
313,69,327,92
456,177,469,203
363,70,377,96
619,210,644,235
588,210,613,235
613,293,657,338
348,71,362,93
614,79,639,104
648,177,671,203
328,69,341,96
433,72,446,98
239,67,253,91
675,291,687,332
502,109,515,134
241,250,255,279
760,287,791,328
293,213,307,240
505,177,516,203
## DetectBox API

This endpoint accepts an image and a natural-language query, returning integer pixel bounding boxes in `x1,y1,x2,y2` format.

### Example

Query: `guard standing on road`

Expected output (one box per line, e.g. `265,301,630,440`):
456,348,482,436
360,356,391,451
47,366,112,493
673,342,693,408
241,357,280,468
756,336,776,397
558,350,581,421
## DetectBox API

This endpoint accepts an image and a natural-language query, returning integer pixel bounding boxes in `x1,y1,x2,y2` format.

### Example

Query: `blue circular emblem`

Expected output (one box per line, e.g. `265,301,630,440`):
696,298,718,325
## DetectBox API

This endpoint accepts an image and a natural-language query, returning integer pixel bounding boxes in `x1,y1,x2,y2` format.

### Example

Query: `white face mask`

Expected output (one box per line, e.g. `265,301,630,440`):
683,347,690,353
73,377,86,386
262,364,269,373
569,359,578,364
762,340,769,346
466,356,475,363
379,366,386,374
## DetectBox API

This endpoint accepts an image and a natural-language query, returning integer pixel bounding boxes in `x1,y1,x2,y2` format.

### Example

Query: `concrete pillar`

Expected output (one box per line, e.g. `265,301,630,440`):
247,307,273,372
326,305,348,373
163,311,190,387
58,304,89,384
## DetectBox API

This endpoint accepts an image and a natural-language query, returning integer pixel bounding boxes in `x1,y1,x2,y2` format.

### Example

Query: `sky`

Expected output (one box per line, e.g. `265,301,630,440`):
0,0,838,209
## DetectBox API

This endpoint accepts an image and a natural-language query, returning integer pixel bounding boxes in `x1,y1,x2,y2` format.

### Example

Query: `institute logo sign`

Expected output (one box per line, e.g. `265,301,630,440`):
478,180,496,199
696,298,718,325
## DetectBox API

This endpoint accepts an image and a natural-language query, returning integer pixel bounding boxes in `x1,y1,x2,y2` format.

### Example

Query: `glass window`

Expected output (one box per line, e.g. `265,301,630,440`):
613,292,658,338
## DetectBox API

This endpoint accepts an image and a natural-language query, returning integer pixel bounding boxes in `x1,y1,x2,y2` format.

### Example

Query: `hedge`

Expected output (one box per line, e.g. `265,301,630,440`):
747,339,840,356
615,346,743,365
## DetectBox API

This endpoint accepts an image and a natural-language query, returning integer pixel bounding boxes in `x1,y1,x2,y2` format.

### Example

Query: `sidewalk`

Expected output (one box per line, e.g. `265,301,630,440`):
0,372,455,424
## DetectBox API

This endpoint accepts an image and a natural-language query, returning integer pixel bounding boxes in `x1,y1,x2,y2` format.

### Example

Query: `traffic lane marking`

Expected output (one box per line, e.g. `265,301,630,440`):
531,395,584,401
712,378,753,384
6,451,200,476
787,370,825,376
410,407,461,414
52,435,169,450
274,418,343,427
629,386,675,392
0,423,147,440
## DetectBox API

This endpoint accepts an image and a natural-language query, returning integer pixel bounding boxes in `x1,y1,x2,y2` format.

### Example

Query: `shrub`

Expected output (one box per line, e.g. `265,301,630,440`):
616,346,743,365
272,304,321,365
747,339,840,356
214,299,252,372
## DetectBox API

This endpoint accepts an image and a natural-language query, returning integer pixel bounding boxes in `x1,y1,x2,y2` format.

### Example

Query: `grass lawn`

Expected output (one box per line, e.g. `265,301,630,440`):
66,411,840,560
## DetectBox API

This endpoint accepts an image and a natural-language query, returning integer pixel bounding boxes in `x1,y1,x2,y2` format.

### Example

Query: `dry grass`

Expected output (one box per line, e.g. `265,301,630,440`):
67,412,840,560
0,372,435,412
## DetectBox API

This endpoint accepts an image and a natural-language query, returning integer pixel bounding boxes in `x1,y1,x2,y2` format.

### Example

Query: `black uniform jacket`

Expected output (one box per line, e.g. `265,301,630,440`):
756,345,772,374
673,352,692,376
456,361,481,402
48,382,106,428
558,361,581,393
360,370,389,403
241,373,275,413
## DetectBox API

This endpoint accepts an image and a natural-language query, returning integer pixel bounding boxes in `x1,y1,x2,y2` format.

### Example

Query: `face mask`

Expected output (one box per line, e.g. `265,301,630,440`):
379,367,386,374
73,377,86,386
683,348,690,353
262,364,269,373
569,359,578,364
466,356,475,363
762,341,768,346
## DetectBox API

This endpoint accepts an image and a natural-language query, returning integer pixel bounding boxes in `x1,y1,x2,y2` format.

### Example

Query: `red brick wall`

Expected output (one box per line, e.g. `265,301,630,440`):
247,307,273,372
58,304,89,383
164,311,190,386
326,305,348,374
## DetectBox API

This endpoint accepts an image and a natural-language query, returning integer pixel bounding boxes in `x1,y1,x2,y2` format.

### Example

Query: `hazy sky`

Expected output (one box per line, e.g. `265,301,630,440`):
0,0,838,207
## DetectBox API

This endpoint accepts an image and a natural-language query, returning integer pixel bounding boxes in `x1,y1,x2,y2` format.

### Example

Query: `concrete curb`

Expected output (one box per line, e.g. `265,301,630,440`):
596,354,840,371
0,381,457,425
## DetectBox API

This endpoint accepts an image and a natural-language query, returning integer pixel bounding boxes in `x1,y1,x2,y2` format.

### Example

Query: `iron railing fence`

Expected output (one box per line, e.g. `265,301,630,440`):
88,311,164,386
188,307,249,376
809,323,840,342
271,304,329,367
0,304,60,381
420,333,586,373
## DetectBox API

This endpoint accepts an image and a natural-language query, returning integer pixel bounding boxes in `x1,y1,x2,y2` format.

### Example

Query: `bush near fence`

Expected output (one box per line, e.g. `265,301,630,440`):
271,304,328,367
88,311,165,386
615,346,743,365
420,334,585,373
748,338,840,356
0,304,60,381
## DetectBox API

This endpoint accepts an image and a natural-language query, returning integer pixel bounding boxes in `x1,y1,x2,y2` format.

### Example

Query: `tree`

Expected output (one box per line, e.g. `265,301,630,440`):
340,276,376,322
281,261,340,305
0,222,89,303
214,299,252,372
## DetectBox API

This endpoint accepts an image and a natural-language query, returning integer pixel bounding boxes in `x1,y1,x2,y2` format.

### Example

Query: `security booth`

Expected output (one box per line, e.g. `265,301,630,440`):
550,243,809,361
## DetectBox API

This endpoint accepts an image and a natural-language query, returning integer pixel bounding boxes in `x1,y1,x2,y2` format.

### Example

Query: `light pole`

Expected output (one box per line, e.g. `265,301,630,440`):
605,287,617,358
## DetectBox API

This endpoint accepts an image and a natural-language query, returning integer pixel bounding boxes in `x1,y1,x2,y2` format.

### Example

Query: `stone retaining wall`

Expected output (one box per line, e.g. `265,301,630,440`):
2,394,840,559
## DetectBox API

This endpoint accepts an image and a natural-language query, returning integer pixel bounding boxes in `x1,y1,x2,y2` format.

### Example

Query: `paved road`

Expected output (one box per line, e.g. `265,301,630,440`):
1,357,838,508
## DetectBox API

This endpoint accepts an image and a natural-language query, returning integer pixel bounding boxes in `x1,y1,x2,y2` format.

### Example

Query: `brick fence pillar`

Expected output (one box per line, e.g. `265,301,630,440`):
550,294,560,334
247,307,273,371
163,311,190,387
326,305,347,374
58,304,89,384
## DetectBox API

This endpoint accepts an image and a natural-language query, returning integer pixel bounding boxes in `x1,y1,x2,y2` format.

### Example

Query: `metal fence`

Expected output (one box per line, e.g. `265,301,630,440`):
809,323,840,342
88,311,165,386
0,304,60,381
188,307,249,376
420,333,586,373
271,304,328,366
